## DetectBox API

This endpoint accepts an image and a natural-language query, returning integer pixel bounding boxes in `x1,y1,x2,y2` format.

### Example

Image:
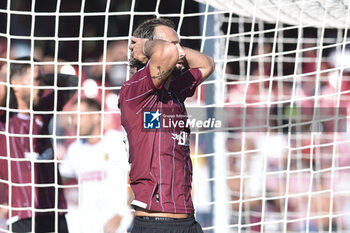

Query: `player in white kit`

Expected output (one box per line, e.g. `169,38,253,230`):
60,98,133,233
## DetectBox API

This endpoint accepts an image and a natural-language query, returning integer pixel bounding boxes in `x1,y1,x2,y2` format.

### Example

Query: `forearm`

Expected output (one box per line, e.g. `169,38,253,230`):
142,39,178,84
183,47,215,82
143,39,174,58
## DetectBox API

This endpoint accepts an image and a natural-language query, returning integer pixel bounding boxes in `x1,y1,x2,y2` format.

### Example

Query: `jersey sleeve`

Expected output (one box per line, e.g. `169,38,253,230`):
119,63,160,110
172,68,202,101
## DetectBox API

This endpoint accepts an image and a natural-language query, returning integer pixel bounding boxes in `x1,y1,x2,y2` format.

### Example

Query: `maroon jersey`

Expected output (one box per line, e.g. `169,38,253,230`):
0,73,77,222
119,63,202,214
0,113,67,221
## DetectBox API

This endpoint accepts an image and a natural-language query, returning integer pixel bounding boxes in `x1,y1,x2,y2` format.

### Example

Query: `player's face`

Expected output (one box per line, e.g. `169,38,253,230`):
12,66,41,107
72,102,98,136
154,25,186,72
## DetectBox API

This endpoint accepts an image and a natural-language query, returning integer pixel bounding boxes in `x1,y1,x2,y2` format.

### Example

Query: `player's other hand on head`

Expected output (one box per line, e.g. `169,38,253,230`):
103,214,122,233
129,36,149,64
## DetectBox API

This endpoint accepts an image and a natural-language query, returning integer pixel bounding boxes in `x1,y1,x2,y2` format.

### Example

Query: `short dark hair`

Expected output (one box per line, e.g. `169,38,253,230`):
130,18,176,71
73,98,101,112
132,18,175,39
9,57,40,109
10,56,39,81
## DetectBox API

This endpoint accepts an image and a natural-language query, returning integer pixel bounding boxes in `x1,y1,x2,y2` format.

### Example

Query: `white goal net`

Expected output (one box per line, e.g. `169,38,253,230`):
0,0,350,233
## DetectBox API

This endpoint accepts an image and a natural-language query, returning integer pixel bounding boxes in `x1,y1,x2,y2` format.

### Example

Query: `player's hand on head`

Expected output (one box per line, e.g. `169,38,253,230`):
129,36,148,64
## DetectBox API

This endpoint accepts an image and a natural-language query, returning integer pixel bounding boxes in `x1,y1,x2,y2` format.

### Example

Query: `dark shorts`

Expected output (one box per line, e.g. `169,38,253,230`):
10,214,68,233
131,216,204,233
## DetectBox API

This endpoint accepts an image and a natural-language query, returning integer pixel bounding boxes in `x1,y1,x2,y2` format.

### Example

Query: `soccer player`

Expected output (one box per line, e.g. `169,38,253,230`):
0,57,78,232
59,98,133,233
118,18,215,233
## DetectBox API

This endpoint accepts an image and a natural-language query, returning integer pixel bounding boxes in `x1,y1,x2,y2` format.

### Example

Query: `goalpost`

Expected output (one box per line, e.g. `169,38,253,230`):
1,0,350,233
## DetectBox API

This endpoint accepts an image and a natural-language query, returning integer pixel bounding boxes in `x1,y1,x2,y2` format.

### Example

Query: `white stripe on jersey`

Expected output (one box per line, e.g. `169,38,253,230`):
131,200,147,209
124,75,148,86
158,101,164,212
171,126,177,213
125,89,153,102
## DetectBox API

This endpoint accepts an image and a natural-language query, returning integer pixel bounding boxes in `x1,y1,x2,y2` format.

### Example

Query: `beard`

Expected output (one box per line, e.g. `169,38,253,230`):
171,64,183,77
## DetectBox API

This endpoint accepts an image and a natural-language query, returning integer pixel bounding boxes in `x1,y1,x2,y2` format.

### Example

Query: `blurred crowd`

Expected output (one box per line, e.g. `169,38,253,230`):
224,42,350,232
0,37,133,233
